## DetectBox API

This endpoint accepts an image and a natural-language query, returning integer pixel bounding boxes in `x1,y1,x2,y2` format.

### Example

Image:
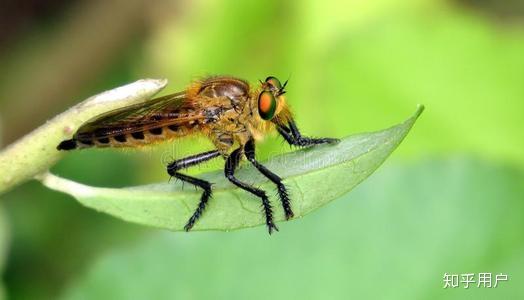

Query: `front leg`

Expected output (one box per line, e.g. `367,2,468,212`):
277,120,339,147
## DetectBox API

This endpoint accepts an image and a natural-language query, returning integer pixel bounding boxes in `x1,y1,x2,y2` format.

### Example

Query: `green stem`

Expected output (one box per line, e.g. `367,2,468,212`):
0,79,167,195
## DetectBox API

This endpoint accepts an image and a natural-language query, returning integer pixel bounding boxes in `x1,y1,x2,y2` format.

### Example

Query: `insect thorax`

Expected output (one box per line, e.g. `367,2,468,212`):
197,77,250,103
194,77,262,152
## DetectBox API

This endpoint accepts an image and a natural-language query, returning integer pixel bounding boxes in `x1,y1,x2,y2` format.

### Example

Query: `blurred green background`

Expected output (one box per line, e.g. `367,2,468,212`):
0,0,523,299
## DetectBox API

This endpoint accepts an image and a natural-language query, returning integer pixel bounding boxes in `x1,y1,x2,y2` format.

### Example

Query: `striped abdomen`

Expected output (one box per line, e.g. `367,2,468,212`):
57,121,200,150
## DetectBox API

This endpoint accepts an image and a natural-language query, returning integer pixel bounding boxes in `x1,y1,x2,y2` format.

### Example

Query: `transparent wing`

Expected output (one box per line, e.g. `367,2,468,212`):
75,91,201,139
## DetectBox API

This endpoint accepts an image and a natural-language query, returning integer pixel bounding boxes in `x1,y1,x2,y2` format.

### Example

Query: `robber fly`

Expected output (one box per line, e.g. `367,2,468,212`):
57,76,339,234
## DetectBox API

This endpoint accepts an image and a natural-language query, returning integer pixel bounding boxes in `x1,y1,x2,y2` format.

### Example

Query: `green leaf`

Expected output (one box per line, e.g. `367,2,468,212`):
38,106,423,231
59,157,524,300
0,79,168,194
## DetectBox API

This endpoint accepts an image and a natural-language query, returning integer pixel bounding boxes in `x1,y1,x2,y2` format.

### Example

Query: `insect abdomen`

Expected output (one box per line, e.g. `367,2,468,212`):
57,139,78,150
57,124,196,150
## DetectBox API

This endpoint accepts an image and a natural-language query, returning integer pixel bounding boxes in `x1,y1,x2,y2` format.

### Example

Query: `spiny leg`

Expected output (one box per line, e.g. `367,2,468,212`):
225,147,278,234
244,139,293,220
167,150,221,231
277,120,339,147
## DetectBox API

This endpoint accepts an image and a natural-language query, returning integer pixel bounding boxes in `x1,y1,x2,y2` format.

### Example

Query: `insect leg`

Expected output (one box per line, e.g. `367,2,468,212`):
167,150,221,231
225,147,278,234
277,120,339,147
275,125,296,145
244,139,293,220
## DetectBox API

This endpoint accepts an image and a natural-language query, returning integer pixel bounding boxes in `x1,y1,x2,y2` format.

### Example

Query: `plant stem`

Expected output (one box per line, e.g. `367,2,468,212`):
0,79,167,195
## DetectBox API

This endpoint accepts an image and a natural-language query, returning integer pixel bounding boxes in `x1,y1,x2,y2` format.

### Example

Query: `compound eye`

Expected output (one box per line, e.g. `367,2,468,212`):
258,91,277,120
265,76,282,90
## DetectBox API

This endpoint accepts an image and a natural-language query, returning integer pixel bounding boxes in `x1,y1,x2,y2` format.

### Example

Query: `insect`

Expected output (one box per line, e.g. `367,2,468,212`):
57,76,339,234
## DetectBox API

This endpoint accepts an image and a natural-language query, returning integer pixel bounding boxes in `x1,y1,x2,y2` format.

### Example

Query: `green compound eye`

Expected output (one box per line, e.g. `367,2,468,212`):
265,76,282,90
258,91,277,120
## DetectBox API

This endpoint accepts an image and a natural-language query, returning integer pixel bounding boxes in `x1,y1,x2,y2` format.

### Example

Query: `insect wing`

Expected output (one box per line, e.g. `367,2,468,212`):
75,92,195,139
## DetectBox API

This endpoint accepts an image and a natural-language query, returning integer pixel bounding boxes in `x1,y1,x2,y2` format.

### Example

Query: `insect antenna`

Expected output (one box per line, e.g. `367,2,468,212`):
281,79,289,90
277,78,289,96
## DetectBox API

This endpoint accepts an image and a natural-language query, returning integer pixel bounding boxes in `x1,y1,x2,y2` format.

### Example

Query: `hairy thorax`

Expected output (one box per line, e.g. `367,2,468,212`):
191,76,269,154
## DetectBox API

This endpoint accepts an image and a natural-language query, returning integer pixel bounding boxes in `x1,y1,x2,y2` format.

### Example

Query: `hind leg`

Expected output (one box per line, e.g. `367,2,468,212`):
166,150,221,231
